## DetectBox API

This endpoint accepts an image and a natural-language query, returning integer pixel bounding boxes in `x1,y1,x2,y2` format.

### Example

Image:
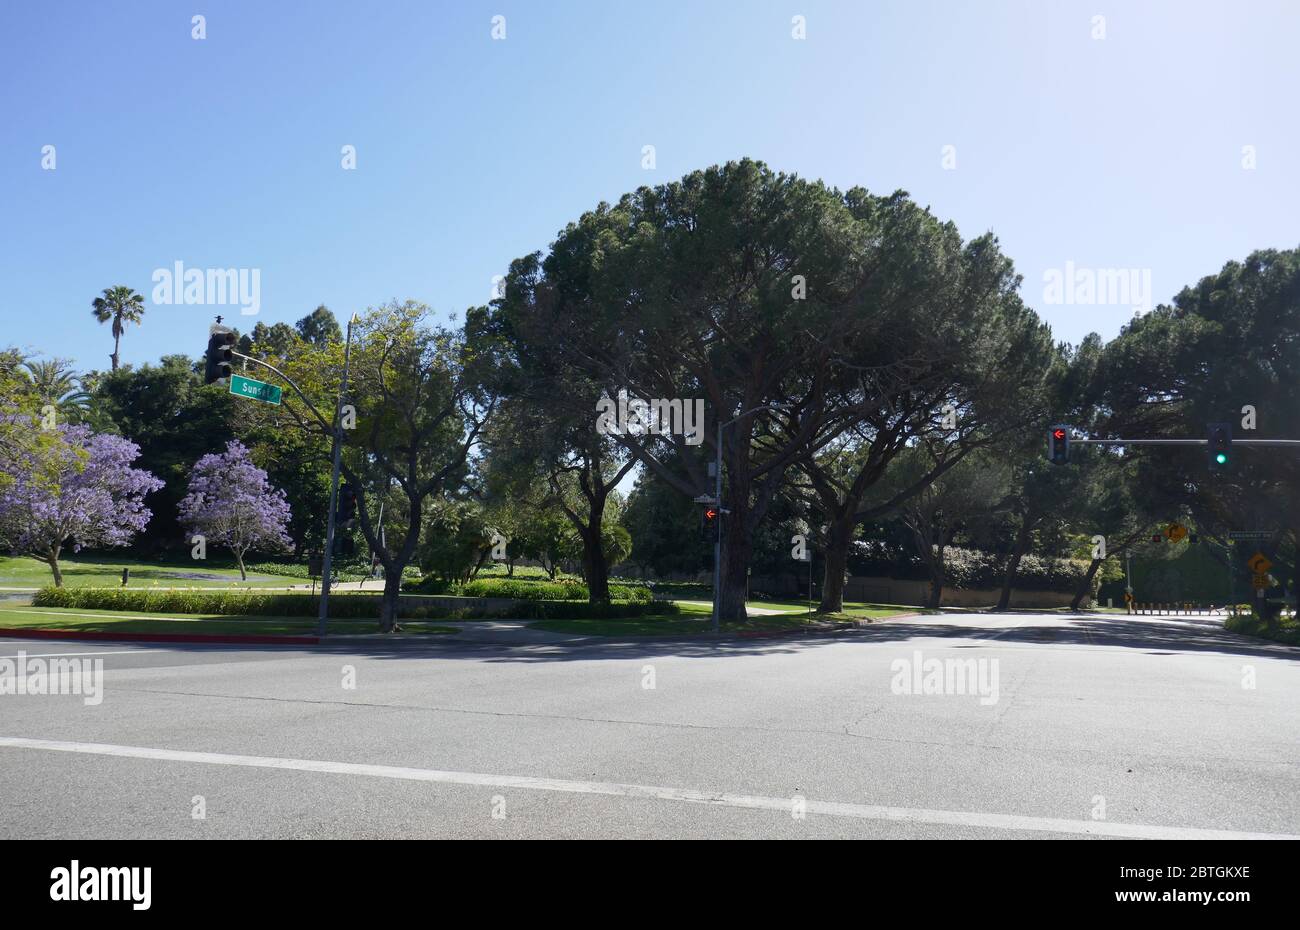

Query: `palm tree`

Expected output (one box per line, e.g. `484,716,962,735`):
91,285,146,371
21,358,91,423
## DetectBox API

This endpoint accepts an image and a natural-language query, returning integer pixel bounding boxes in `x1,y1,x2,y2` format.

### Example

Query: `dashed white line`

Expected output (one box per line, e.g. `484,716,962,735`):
1,736,1294,839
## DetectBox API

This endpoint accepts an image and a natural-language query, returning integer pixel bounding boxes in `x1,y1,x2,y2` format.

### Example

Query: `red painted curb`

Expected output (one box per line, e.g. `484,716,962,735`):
0,628,319,646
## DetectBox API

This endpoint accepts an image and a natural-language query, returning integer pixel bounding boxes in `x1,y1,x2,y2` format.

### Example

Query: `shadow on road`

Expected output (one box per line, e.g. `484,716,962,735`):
15,613,1293,665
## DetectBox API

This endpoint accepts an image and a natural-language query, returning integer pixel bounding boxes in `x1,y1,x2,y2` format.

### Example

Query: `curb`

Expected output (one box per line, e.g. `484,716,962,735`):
0,628,320,646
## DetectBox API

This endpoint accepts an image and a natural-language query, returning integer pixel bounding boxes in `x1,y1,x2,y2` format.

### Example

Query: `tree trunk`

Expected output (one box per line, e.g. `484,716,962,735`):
111,323,121,372
1070,557,1104,611
379,571,403,632
717,517,753,623
927,548,946,609
818,514,855,613
236,551,247,581
582,524,610,605
46,553,64,588
995,512,1036,612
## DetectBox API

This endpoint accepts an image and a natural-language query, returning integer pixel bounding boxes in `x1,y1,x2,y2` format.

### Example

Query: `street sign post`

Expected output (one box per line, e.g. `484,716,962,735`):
229,374,283,405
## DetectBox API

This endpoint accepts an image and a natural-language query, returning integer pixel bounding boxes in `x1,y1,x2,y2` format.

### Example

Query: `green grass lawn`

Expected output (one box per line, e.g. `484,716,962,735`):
0,603,457,636
0,555,293,590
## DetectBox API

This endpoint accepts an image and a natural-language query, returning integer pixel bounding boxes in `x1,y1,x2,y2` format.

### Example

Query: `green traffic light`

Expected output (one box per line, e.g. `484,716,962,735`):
1215,453,1228,464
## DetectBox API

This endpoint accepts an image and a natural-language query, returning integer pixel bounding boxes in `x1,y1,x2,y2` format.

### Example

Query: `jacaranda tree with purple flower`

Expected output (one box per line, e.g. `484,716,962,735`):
0,423,163,587
178,440,293,580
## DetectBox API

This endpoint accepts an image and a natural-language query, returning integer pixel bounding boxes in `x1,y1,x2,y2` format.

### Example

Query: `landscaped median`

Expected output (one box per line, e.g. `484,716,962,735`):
0,602,460,643
0,585,680,643
0,587,922,643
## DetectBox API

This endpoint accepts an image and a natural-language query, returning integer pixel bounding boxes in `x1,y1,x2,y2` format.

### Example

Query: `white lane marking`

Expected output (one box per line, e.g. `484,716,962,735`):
1,736,1294,839
0,651,147,659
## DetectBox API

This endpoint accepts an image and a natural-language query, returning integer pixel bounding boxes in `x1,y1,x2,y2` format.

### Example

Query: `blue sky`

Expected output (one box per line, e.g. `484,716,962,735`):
2,0,1296,373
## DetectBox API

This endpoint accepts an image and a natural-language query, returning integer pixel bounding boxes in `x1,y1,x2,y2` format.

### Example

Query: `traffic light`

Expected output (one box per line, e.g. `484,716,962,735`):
700,506,719,542
1207,422,1232,472
337,483,358,527
204,330,236,384
1047,424,1071,465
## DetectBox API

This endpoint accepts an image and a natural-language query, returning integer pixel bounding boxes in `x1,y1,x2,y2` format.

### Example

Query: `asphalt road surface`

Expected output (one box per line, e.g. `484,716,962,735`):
1,611,1296,839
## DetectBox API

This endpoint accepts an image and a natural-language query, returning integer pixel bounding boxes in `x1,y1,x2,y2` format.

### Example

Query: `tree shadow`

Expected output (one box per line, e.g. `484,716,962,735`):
18,612,1294,665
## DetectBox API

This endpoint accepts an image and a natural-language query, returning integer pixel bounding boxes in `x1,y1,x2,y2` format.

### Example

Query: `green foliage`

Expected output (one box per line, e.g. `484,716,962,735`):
243,560,370,582
417,499,494,585
33,585,670,620
295,306,343,346
849,545,1091,593
1224,610,1300,645
459,577,652,603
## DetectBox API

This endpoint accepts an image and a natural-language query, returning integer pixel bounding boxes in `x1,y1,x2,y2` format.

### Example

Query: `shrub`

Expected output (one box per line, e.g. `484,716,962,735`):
30,586,676,621
1225,610,1300,645
401,575,463,596
848,544,1091,593
246,560,421,582
461,578,587,600
34,586,375,618
459,577,653,603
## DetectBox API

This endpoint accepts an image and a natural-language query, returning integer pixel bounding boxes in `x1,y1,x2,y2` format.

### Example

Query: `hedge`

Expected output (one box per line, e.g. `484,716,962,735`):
246,561,422,582
418,577,653,603
849,544,1092,593
31,586,673,621
35,586,377,618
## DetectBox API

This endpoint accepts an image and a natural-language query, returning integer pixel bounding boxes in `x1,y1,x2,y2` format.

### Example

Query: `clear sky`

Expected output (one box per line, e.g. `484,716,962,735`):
2,0,1296,373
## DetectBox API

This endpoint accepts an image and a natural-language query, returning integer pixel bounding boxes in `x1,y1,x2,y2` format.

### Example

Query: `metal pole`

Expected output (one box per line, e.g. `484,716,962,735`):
712,418,723,635
317,317,355,637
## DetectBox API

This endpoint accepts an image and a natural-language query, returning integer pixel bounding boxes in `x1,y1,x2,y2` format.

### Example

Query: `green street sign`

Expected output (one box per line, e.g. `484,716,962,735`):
229,374,282,406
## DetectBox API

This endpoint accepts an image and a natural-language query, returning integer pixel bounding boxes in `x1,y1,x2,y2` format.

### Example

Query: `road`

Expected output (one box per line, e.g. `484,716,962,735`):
1,611,1296,839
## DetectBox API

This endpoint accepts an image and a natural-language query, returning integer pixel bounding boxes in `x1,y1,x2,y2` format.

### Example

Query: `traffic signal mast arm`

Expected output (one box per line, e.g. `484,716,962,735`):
228,349,336,437
1070,438,1300,447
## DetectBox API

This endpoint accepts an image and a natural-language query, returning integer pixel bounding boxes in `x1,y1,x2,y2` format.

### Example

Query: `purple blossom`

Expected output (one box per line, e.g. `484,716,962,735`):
178,440,292,578
0,423,163,583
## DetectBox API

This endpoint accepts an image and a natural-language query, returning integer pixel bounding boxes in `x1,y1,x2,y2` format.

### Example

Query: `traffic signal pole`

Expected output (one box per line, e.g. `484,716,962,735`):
204,316,357,637
712,418,723,635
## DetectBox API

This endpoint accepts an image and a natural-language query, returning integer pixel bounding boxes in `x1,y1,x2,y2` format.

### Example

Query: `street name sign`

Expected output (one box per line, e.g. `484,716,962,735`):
229,374,282,406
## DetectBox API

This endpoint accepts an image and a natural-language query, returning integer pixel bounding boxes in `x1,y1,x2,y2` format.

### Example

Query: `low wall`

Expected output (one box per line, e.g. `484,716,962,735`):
752,573,1082,609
